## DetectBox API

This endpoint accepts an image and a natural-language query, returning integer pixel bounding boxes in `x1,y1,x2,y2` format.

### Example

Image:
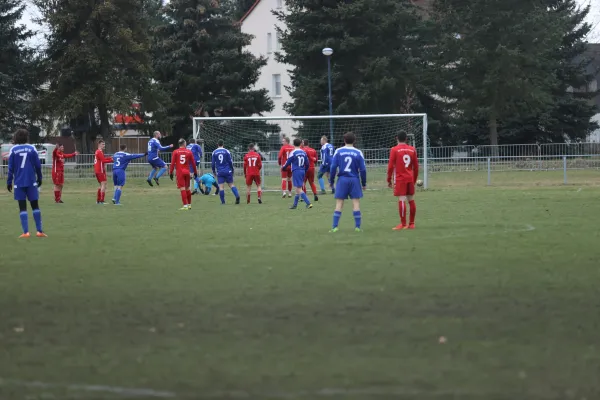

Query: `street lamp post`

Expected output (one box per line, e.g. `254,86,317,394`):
322,47,334,145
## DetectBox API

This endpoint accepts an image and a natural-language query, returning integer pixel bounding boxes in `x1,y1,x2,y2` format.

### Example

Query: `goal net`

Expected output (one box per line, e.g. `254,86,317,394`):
192,114,429,190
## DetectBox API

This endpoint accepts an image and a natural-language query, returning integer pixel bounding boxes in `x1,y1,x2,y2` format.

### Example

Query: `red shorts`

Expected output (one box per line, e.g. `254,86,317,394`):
304,168,315,183
246,175,261,186
281,168,291,179
52,172,64,186
394,181,415,197
176,173,191,189
95,173,107,183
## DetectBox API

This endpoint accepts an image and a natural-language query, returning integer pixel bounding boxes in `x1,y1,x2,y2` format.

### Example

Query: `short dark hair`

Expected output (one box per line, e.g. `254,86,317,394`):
248,143,255,150
217,139,224,147
97,139,105,145
343,132,356,145
189,138,196,144
178,138,186,146
302,139,309,146
119,144,127,151
13,129,29,144
293,138,302,147
397,130,407,143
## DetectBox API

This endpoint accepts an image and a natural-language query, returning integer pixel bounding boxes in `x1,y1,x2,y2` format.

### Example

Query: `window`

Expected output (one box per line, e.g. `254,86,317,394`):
267,33,272,54
272,74,282,97
275,31,281,51
276,0,282,9
588,79,597,93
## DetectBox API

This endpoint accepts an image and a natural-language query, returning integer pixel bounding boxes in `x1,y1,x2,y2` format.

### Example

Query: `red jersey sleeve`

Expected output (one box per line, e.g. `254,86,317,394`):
169,149,177,175
278,147,284,166
387,147,396,184
64,152,77,159
243,154,248,176
412,147,419,183
257,155,262,171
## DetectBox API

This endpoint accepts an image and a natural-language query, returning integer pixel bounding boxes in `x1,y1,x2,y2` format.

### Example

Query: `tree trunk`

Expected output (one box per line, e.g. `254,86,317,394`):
98,103,111,151
489,112,499,157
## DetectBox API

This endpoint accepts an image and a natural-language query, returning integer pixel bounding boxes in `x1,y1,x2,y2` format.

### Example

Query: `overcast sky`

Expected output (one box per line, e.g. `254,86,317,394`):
18,0,600,47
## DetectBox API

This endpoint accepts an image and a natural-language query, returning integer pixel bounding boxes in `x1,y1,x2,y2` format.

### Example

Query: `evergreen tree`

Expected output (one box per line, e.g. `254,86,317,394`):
0,0,34,138
276,0,447,148
433,0,563,149
154,0,274,143
35,0,153,148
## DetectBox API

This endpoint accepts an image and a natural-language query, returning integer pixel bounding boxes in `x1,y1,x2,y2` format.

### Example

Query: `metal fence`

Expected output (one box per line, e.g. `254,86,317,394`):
2,143,600,188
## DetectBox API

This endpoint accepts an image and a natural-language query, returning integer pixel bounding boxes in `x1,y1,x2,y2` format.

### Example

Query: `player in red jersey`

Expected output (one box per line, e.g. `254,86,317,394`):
387,131,419,230
301,139,319,202
169,138,198,210
52,144,78,203
243,143,263,204
278,136,295,198
94,139,113,204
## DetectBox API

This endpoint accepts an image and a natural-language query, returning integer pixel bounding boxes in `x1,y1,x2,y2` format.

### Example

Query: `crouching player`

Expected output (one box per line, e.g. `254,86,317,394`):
196,173,220,195
387,130,419,230
169,139,197,210
329,132,366,232
282,138,312,209
112,144,146,205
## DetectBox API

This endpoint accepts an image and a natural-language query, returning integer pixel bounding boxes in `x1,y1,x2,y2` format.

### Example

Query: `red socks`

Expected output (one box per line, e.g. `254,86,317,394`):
409,200,416,224
97,189,102,203
281,179,287,192
399,201,407,226
180,191,188,206
186,190,192,205
287,180,292,192
257,190,262,200
54,190,60,202
247,192,251,204
309,182,318,195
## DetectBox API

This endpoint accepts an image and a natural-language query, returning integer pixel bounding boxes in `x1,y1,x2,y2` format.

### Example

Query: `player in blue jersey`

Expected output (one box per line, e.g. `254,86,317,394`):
329,132,367,232
318,135,335,195
111,144,147,205
187,138,203,191
146,131,173,186
6,129,46,238
282,138,313,209
211,140,240,204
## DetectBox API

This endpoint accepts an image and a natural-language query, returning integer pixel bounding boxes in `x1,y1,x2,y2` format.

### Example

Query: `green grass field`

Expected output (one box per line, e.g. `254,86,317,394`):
1,171,600,400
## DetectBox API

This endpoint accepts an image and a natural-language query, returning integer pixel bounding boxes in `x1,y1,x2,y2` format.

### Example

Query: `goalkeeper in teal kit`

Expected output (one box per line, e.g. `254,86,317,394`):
194,173,220,195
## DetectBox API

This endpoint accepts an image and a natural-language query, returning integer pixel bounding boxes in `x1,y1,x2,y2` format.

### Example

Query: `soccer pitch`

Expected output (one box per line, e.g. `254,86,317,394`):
1,173,600,399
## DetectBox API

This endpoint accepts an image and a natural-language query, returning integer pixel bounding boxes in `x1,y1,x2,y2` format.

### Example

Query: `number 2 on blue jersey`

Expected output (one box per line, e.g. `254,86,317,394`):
343,156,352,172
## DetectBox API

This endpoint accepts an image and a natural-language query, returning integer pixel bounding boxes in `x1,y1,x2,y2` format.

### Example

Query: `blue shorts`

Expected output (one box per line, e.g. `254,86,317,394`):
335,176,363,200
113,170,126,186
217,173,233,184
292,170,306,188
149,158,166,169
14,185,39,202
318,164,330,177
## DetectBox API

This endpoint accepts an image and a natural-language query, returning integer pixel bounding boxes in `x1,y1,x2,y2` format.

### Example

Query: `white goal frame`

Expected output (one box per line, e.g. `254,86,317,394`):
192,114,429,189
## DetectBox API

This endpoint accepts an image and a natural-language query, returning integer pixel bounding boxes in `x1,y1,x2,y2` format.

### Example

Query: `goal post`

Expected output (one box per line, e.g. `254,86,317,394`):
192,114,429,190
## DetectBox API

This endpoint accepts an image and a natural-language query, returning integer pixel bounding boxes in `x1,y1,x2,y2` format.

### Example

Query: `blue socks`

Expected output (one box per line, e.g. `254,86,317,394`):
318,177,325,191
332,211,341,229
148,169,157,180
114,188,122,203
353,210,362,228
300,192,311,205
19,211,28,234
293,194,300,207
156,167,166,179
231,186,240,199
219,190,225,204
32,209,42,233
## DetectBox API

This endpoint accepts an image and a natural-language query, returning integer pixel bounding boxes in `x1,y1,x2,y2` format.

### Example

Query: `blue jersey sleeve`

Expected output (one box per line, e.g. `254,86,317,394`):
7,151,14,186
329,153,339,185
228,153,234,172
304,153,309,171
211,153,216,173
282,156,292,170
158,143,171,151
126,153,145,162
359,155,367,187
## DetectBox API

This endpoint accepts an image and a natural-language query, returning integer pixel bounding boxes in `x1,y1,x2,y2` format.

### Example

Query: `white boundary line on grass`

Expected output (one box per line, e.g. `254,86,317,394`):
0,379,537,399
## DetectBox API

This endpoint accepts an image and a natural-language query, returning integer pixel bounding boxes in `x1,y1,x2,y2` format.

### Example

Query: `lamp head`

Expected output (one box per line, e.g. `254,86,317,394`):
322,47,333,56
